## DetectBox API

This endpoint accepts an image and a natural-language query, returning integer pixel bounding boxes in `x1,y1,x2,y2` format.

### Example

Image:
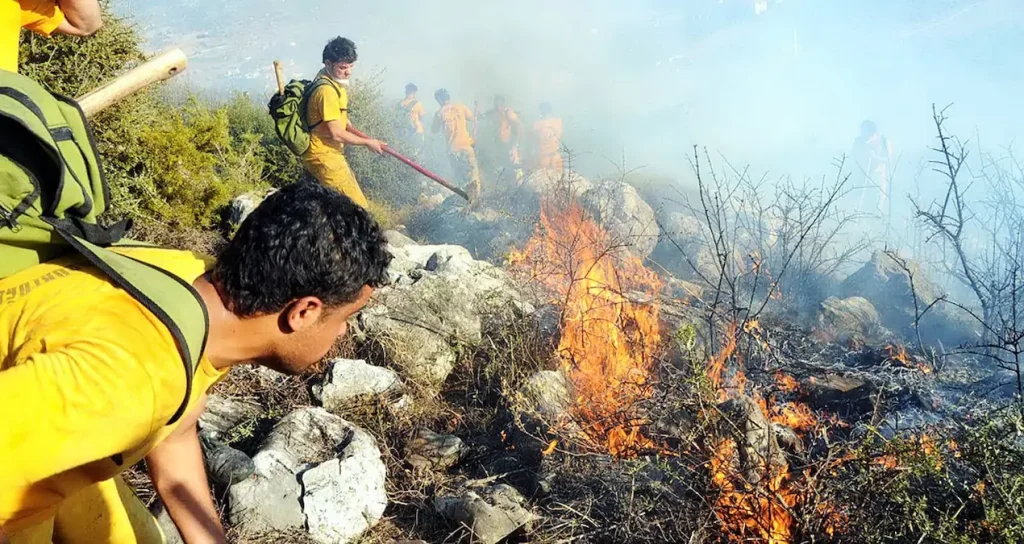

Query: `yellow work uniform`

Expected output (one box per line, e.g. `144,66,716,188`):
398,97,425,135
496,108,519,145
433,103,481,200
303,71,369,208
531,117,564,172
494,108,521,177
1,0,65,72
0,248,228,543
434,102,474,153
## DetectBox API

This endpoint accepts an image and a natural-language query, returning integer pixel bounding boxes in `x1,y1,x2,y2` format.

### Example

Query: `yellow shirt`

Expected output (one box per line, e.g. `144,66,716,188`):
399,97,425,134
497,108,519,144
532,116,563,158
433,102,474,152
0,248,227,536
1,0,64,73
305,72,348,158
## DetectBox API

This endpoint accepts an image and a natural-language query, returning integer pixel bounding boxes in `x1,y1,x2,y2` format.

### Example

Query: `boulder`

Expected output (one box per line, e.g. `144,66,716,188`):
357,276,481,388
384,229,417,248
816,296,884,343
312,358,404,412
718,395,786,485
434,484,536,544
198,394,262,438
225,189,275,232
841,251,979,346
198,394,258,486
518,370,573,422
357,241,526,388
404,428,468,471
200,433,256,486
405,202,531,263
515,170,594,213
228,408,387,543
647,212,704,280
579,179,659,260
802,373,878,419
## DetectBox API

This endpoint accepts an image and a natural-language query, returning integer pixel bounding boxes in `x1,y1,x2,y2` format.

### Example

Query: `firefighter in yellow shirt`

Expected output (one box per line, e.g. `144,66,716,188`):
0,182,393,544
303,37,386,209
529,102,564,172
2,0,102,73
480,95,523,183
397,82,425,156
432,88,481,203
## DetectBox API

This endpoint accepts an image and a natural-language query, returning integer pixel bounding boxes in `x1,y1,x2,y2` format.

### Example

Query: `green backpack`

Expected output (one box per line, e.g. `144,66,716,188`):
268,76,338,156
0,70,207,426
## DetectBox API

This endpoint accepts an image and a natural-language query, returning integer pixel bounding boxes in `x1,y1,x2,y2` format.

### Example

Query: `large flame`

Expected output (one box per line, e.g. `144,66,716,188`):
511,196,662,457
706,324,825,543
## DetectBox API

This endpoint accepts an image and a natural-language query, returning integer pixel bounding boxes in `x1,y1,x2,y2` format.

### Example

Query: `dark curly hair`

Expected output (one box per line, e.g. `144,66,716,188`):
323,36,358,65
213,182,391,317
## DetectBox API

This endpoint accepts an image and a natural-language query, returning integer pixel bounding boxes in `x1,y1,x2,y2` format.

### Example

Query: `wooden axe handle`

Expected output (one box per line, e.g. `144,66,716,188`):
273,61,285,95
76,48,187,118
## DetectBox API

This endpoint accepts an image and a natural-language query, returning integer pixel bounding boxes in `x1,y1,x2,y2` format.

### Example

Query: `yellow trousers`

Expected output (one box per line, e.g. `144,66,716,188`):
449,147,482,202
10,477,164,544
302,150,369,208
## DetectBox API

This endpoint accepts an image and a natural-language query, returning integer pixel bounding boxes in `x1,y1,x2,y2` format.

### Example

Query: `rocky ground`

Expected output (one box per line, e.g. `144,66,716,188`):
165,171,1021,543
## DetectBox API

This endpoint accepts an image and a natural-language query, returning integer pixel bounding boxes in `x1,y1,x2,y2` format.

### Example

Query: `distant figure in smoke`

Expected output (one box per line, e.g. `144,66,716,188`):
852,120,892,224
480,95,523,183
529,102,564,173
397,83,426,156
432,88,481,203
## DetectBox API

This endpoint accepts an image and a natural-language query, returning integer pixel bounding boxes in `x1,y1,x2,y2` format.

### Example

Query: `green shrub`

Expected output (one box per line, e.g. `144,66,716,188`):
222,92,304,188
828,414,1024,543
346,77,422,207
132,97,267,228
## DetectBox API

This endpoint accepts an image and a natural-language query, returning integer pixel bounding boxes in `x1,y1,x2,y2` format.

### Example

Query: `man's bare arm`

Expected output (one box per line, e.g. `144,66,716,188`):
55,0,102,36
324,119,384,154
146,395,226,544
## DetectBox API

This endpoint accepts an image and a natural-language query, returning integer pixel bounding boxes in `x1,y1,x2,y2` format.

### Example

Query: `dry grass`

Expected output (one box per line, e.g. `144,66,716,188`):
128,219,228,256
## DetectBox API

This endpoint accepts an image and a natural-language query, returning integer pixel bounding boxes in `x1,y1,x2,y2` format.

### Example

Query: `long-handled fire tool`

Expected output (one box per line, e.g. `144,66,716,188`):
272,61,468,201
77,48,188,117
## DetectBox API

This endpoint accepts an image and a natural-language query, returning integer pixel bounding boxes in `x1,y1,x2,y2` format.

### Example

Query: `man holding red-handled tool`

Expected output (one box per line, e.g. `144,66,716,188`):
302,37,385,208
271,37,470,207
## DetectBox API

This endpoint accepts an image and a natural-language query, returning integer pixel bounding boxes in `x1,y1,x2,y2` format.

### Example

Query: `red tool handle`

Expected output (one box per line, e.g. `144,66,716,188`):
346,127,469,201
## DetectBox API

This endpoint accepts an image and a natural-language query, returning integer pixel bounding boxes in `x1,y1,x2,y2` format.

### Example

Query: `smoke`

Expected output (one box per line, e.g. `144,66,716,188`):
124,0,1023,234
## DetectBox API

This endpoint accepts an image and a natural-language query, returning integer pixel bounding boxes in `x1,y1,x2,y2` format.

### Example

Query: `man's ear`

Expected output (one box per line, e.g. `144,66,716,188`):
282,296,325,333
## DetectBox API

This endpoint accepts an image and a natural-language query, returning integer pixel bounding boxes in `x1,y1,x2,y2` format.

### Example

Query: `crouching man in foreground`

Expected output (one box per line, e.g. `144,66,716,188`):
0,181,392,543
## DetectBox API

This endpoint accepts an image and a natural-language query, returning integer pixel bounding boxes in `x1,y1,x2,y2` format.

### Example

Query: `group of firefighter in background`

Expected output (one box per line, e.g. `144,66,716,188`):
396,83,564,202
301,37,564,209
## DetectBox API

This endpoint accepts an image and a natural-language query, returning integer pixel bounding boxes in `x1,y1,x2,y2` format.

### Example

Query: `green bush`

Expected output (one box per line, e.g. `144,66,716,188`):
17,4,426,243
346,77,422,207
222,92,304,188
133,96,268,228
19,8,272,239
828,414,1024,543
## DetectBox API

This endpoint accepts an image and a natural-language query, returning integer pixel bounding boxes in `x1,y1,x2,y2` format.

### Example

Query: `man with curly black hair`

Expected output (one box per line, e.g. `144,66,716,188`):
0,181,391,543
303,36,386,208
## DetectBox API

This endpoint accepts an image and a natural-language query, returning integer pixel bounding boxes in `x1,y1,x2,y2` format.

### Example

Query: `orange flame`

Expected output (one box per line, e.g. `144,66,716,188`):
774,371,799,393
711,437,797,544
885,344,932,374
707,324,831,542
541,439,559,456
512,197,662,457
772,402,818,433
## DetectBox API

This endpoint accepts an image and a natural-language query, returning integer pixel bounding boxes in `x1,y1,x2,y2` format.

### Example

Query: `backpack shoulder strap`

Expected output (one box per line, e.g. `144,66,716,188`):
54,230,209,425
303,77,343,130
